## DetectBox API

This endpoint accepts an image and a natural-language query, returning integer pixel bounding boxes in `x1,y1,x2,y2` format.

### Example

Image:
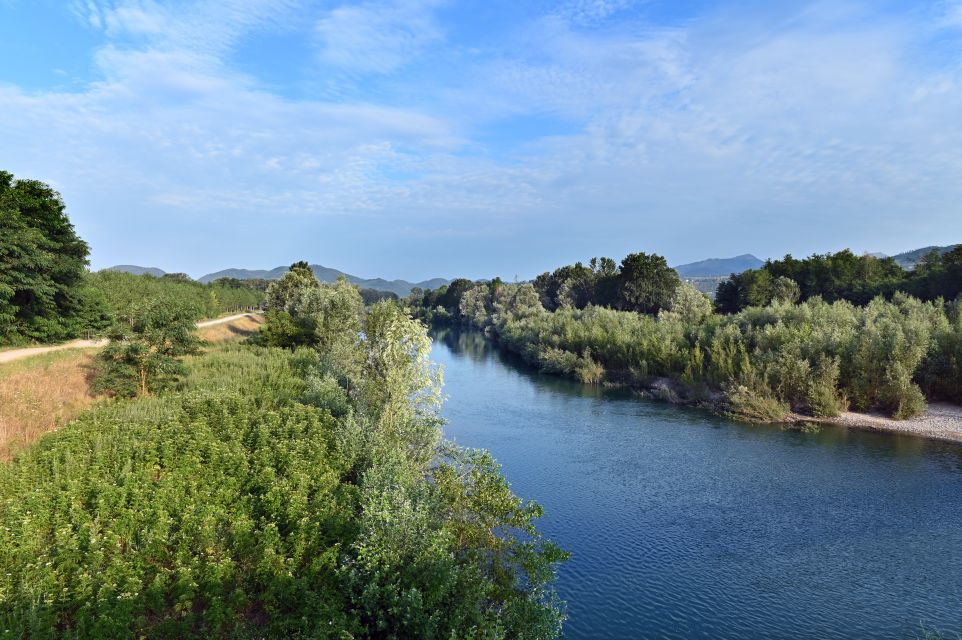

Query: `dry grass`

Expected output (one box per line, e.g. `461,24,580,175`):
198,314,264,343
0,316,263,460
0,349,101,461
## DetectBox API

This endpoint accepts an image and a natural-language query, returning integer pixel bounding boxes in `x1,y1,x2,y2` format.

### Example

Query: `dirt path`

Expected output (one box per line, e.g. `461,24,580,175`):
0,313,260,365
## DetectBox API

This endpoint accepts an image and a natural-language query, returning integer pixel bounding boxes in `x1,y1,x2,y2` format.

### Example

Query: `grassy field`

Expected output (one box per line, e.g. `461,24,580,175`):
0,316,264,461
0,349,101,461
198,314,264,343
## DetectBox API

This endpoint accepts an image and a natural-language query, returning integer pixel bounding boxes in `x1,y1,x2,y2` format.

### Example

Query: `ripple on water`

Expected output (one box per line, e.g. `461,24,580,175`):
432,331,962,640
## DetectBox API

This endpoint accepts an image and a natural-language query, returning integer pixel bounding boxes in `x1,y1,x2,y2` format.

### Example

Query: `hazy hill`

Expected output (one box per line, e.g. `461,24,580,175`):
199,265,450,298
674,254,764,277
891,245,960,269
106,265,167,277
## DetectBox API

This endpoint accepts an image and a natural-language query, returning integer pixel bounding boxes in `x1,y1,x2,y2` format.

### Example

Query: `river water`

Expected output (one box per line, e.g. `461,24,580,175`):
431,328,962,639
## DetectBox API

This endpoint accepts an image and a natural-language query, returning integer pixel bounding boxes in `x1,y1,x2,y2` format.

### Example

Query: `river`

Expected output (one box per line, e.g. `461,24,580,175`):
431,328,962,639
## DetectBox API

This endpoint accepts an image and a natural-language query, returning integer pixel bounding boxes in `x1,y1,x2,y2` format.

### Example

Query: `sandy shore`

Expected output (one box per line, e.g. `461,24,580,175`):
803,402,962,445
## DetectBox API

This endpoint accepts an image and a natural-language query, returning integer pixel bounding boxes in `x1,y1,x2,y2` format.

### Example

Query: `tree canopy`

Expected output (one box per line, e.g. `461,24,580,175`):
0,170,109,342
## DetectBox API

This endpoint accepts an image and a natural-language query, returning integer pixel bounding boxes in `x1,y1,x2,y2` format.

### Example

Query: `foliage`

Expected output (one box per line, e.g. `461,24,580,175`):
724,383,790,424
421,267,961,420
716,247,962,312
1,295,567,638
0,170,110,344
88,270,262,321
617,252,681,314
359,288,399,306
95,297,201,397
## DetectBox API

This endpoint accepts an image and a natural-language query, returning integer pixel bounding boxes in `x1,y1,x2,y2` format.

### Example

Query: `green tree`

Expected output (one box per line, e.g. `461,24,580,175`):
0,170,99,343
616,252,680,314
667,281,713,324
265,260,321,313
96,297,201,397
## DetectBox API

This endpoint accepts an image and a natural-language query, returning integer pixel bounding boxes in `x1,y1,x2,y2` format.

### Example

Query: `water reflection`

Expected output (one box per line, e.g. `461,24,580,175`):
431,327,962,639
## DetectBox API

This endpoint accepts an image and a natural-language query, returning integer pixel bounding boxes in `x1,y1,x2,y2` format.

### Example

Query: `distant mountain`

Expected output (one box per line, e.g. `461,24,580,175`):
674,254,764,277
199,264,450,298
106,265,167,277
891,245,960,270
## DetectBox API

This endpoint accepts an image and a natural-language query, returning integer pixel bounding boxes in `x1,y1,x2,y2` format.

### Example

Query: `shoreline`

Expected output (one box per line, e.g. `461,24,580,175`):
431,323,962,448
799,403,962,446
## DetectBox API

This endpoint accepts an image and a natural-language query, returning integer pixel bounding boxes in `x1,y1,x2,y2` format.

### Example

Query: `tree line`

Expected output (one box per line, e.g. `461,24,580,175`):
716,248,962,312
0,170,264,345
409,250,962,423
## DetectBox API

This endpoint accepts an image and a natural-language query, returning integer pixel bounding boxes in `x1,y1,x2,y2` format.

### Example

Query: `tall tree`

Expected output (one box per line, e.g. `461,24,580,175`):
616,252,680,314
0,170,100,342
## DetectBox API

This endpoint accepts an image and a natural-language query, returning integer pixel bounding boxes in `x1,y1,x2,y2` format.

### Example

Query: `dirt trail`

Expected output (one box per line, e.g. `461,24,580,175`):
0,313,260,365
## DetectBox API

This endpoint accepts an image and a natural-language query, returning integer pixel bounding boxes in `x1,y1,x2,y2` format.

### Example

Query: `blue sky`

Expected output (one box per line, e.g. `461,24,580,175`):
1,0,960,280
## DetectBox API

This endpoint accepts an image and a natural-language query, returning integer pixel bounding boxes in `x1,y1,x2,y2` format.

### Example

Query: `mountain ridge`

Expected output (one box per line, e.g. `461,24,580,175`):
106,265,167,277
673,254,764,277
197,265,450,298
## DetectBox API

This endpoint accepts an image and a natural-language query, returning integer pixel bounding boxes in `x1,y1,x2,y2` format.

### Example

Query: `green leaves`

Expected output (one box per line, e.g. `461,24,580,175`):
3,301,568,638
0,171,96,343
96,297,201,397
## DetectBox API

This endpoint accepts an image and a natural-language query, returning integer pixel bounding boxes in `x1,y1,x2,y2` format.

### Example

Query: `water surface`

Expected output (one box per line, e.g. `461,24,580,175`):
432,329,962,639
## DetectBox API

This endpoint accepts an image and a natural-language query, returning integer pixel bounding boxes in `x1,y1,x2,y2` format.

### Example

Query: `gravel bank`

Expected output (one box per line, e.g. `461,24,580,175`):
808,403,962,445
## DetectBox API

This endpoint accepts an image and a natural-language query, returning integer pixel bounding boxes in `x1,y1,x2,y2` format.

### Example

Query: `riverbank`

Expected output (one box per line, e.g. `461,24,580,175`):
631,376,962,446
805,403,962,446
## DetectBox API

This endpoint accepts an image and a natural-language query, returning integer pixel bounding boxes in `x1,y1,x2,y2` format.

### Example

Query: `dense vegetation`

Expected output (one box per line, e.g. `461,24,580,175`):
716,248,962,312
411,251,962,423
0,171,111,343
413,253,680,320
0,264,566,638
88,271,263,322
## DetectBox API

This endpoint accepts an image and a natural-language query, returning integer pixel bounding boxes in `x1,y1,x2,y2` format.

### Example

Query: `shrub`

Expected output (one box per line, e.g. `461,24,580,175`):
806,357,848,417
725,384,790,424
95,297,200,397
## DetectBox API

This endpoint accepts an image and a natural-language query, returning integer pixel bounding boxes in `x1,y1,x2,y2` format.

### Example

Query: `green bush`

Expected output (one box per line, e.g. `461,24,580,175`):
0,394,353,638
434,280,956,421
806,357,848,417
725,384,791,423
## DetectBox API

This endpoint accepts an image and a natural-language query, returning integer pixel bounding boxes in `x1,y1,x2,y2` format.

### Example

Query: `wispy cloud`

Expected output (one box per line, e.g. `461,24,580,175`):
0,0,960,278
314,0,446,74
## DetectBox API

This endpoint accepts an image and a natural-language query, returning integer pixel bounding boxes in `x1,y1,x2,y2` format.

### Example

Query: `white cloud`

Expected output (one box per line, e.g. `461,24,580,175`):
2,0,962,276
314,0,445,74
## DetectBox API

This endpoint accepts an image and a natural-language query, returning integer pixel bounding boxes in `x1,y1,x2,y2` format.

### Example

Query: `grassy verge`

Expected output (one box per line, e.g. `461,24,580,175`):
198,314,264,343
0,316,267,460
0,349,102,461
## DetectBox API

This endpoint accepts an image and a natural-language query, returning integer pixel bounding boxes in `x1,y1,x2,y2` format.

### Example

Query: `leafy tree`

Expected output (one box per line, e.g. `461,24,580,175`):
265,260,321,313
616,252,680,314
437,277,474,317
359,287,399,305
95,297,201,397
0,170,102,343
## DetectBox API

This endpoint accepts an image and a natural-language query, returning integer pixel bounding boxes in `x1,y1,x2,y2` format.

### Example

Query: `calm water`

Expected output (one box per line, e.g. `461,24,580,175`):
432,328,962,640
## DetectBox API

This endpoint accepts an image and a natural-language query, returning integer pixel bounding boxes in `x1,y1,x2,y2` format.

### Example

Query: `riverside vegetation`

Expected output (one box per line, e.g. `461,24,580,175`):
410,250,962,424
0,171,566,637
0,270,567,638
